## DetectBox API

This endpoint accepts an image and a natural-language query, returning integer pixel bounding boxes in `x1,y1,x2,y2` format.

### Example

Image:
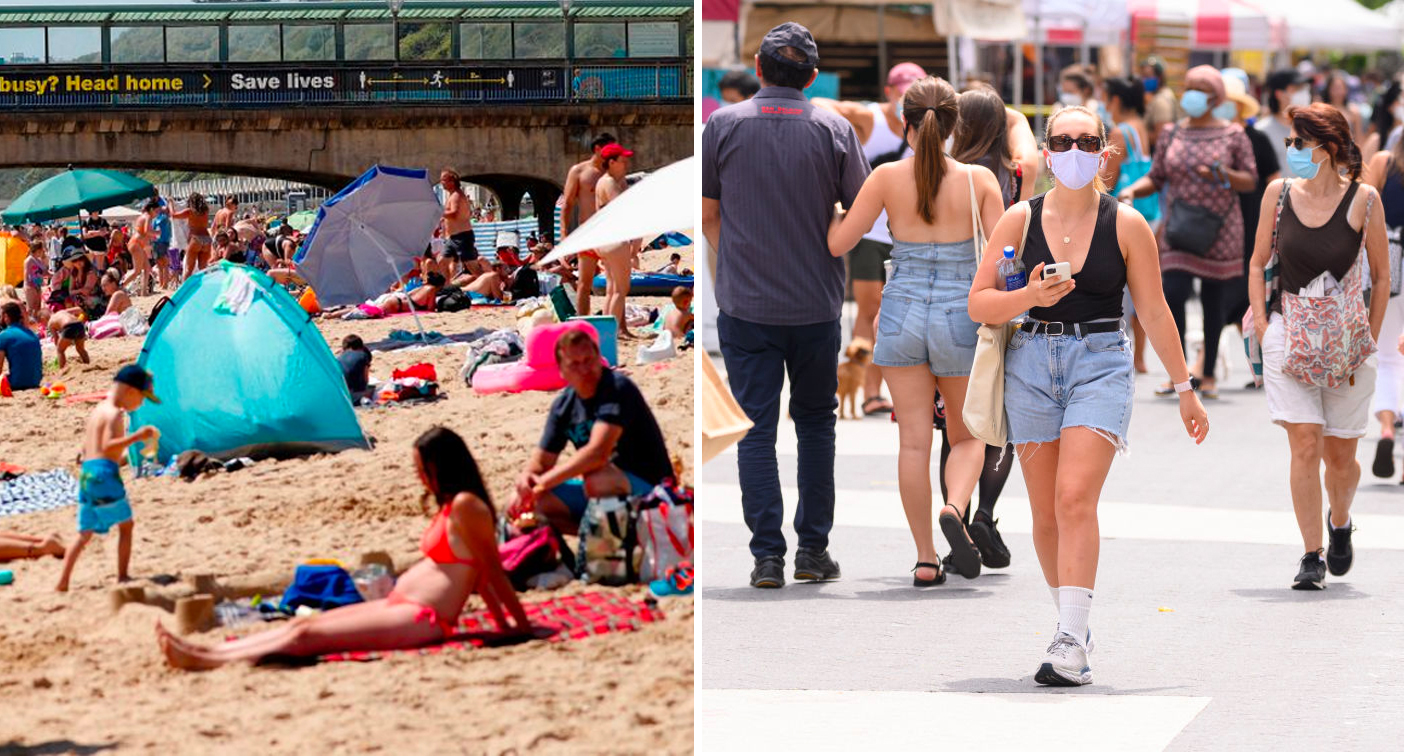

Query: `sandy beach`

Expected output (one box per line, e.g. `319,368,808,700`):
0,247,694,755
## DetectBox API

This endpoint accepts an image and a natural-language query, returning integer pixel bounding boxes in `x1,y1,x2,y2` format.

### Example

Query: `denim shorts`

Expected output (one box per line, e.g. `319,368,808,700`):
872,240,979,377
1004,327,1135,453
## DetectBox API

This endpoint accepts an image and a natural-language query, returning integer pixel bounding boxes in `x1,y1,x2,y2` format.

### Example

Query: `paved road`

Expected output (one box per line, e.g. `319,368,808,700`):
697,317,1404,752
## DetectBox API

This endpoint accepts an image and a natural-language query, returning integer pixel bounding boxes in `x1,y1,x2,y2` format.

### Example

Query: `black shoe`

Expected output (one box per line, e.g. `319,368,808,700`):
1326,516,1355,576
1373,438,1395,479
750,556,785,589
912,561,945,587
794,548,841,582
1292,549,1326,590
938,505,981,579
969,512,1011,569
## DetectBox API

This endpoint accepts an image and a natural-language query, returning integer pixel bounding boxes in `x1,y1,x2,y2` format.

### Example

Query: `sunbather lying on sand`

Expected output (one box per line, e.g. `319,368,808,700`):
0,531,65,561
157,428,532,669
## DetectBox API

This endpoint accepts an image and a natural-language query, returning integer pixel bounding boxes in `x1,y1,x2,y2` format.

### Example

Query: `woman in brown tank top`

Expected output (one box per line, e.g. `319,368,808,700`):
1247,103,1390,590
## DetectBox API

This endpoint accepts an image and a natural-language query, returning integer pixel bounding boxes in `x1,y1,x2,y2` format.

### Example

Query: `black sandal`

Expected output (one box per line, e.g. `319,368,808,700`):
912,561,945,587
862,395,894,416
939,504,982,579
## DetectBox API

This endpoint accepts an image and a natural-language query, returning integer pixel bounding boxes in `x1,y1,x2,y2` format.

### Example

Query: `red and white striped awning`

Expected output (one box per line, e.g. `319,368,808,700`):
1128,0,1275,51
1023,0,1129,47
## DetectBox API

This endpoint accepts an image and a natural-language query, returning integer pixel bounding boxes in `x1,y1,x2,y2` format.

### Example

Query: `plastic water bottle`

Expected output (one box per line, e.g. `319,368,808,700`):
997,245,1027,291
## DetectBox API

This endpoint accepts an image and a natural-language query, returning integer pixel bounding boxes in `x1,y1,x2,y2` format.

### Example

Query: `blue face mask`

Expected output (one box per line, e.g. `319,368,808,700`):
1180,90,1210,118
1286,144,1322,180
1143,77,1159,94
1211,101,1237,121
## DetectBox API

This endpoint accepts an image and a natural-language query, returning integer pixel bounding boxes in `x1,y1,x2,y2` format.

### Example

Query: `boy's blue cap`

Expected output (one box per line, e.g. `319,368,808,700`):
115,365,160,403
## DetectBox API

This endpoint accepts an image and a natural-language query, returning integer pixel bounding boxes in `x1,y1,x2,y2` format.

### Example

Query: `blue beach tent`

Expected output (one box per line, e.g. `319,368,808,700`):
130,262,370,464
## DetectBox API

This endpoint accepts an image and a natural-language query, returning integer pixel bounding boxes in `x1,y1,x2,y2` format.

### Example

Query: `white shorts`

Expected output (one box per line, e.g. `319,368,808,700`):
1263,314,1376,438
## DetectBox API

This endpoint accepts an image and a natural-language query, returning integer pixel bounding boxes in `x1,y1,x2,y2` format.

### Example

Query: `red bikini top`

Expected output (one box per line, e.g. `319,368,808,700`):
421,506,476,566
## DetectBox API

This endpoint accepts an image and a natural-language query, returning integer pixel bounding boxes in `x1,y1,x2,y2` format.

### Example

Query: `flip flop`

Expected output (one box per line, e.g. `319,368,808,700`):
938,505,981,579
1374,437,1395,479
862,395,894,416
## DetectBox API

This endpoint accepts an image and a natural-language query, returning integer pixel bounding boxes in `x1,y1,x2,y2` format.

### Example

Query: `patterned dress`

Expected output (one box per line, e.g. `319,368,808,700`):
1147,122,1258,280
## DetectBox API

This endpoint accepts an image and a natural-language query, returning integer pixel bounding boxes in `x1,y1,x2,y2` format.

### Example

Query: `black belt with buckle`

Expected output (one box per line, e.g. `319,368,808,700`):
1019,320,1121,337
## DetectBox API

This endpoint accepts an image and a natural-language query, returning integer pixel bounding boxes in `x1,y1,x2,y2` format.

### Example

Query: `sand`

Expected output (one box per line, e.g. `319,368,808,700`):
0,247,694,755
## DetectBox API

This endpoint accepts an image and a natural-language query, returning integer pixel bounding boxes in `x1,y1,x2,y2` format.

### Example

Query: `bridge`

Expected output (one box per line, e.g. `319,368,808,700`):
0,0,693,233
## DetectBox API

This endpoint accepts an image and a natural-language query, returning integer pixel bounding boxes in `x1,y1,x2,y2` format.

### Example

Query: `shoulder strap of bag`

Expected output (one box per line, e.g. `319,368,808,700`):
968,167,986,260
1271,178,1292,255
1019,197,1034,256
1119,123,1144,161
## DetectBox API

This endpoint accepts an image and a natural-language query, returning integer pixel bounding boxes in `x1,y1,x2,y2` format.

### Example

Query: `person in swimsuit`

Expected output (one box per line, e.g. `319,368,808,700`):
123,200,159,297
157,428,533,669
595,143,639,338
48,308,90,369
562,133,616,318
171,193,212,280
439,169,479,280
827,76,1008,587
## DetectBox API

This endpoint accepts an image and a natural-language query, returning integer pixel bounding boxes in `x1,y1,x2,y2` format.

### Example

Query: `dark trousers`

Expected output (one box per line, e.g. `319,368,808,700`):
717,311,840,560
1163,271,1241,381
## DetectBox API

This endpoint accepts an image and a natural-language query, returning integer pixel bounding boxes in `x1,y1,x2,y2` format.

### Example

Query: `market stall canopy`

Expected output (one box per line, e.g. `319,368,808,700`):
1272,0,1402,53
1023,0,1129,46
1,168,154,225
539,157,694,266
1128,0,1273,51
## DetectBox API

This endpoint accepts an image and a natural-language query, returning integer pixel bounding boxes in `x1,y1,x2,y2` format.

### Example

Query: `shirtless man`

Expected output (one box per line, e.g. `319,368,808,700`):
439,169,480,280
811,63,1041,416
561,133,617,317
213,196,239,234
595,143,639,339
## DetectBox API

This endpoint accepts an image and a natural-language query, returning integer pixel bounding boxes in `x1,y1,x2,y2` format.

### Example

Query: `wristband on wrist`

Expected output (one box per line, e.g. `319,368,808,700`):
1174,380,1194,394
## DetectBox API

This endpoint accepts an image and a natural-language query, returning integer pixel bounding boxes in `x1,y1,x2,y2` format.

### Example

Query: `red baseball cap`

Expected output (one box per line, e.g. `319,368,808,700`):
887,62,927,94
601,143,634,160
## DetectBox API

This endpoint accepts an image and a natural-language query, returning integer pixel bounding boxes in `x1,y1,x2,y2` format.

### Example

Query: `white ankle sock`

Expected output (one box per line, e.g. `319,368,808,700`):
1048,585,1060,611
1058,586,1093,644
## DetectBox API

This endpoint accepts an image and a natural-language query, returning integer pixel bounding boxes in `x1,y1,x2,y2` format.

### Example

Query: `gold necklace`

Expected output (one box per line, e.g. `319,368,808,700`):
1048,194,1096,245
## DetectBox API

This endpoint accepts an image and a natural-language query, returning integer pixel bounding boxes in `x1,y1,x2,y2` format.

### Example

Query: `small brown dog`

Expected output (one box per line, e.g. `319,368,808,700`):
837,336,873,419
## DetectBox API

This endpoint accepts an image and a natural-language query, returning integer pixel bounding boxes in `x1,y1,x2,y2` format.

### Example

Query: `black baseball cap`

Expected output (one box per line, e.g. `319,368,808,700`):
115,365,161,403
1266,69,1308,92
760,22,819,69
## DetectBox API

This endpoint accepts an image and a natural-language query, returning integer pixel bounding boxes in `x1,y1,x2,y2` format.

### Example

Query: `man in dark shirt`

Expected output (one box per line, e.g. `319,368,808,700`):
701,22,870,588
507,329,672,535
337,334,372,402
0,302,43,392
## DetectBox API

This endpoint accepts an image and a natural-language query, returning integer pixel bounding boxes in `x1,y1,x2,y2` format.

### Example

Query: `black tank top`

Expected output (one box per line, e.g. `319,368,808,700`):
1273,181,1362,315
1022,193,1126,323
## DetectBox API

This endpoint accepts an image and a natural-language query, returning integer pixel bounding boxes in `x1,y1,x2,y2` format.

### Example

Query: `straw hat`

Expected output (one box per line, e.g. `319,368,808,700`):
1223,76,1260,120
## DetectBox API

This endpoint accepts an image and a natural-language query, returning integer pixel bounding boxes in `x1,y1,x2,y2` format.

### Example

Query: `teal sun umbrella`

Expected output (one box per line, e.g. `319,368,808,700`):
1,167,155,225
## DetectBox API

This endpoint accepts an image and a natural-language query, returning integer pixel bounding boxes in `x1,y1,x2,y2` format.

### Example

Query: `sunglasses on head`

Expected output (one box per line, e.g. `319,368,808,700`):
1283,137,1316,150
1047,134,1103,153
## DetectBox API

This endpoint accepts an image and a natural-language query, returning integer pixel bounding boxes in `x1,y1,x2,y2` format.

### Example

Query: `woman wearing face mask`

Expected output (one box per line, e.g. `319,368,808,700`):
1361,82,1402,163
1249,103,1388,589
1118,65,1258,400
1362,102,1404,481
969,105,1208,686
828,76,1007,586
1321,75,1364,147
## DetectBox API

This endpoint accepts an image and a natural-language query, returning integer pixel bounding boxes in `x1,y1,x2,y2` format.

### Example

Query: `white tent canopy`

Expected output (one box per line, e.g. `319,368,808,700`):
1128,0,1273,51
539,157,695,265
1023,0,1128,46
1273,0,1402,53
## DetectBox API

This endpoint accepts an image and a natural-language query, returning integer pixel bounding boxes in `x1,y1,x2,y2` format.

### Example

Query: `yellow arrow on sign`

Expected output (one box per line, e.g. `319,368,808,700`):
203,74,211,90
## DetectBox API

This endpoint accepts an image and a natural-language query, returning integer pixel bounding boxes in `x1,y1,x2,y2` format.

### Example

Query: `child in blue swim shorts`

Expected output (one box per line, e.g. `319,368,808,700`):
56,364,161,592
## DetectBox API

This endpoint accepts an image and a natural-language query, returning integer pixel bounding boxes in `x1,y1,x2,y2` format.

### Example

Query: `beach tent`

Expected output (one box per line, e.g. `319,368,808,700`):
0,232,26,287
130,261,369,464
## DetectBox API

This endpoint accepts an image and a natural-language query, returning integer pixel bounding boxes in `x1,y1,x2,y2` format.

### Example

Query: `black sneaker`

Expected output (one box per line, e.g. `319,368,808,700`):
793,548,841,582
1326,516,1355,576
750,556,785,589
1373,438,1395,479
1292,549,1326,590
969,512,1011,569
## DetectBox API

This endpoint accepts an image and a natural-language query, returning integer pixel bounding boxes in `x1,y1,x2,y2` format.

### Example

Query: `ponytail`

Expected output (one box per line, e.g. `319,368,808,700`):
1345,140,1363,182
902,76,960,225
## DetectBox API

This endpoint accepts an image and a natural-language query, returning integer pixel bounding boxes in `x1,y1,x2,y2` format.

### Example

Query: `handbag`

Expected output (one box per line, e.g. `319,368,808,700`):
1113,123,1160,222
962,170,1031,448
636,482,693,583
1241,179,1289,387
1282,190,1377,389
1161,125,1224,257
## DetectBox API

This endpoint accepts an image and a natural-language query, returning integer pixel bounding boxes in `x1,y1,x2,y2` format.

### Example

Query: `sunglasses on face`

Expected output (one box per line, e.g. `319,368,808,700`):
1284,137,1317,150
1047,134,1103,153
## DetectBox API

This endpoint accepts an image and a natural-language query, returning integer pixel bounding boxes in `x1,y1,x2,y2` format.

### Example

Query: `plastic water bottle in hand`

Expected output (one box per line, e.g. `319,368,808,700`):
997,245,1027,291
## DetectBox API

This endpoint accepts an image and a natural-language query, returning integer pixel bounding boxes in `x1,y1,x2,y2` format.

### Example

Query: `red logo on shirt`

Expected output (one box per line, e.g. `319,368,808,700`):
761,105,803,115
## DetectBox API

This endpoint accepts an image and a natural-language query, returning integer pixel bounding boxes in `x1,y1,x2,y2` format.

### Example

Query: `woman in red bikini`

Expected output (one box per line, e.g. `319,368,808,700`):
157,427,532,669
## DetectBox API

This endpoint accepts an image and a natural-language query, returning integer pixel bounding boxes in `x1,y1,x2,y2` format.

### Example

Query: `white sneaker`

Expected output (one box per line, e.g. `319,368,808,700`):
1035,632,1093,686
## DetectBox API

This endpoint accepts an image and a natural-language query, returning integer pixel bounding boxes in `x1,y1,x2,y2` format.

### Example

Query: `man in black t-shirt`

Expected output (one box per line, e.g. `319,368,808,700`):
507,329,672,534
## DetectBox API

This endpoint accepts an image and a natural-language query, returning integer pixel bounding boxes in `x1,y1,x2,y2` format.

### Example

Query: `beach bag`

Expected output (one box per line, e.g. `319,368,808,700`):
1113,124,1160,222
436,286,471,313
500,526,564,592
963,175,1031,448
576,496,639,586
1242,180,1291,387
510,265,540,300
119,306,148,338
636,483,693,583
1282,191,1376,389
278,563,364,612
1161,126,1223,257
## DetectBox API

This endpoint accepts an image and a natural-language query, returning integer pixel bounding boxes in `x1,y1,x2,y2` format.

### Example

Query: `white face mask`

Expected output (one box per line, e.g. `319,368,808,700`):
1290,88,1311,108
1046,148,1104,190
1059,91,1084,108
1393,104,1404,123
